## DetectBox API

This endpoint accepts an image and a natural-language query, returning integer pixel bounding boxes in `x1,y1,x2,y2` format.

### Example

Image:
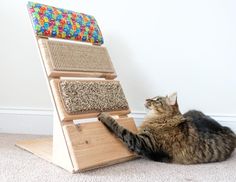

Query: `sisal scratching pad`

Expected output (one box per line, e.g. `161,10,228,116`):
58,80,129,115
47,40,114,73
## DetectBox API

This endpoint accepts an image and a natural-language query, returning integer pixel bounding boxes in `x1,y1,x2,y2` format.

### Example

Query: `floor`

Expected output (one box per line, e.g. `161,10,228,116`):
0,133,235,182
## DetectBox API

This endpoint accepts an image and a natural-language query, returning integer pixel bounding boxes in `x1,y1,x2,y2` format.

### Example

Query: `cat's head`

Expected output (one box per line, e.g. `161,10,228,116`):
145,92,180,115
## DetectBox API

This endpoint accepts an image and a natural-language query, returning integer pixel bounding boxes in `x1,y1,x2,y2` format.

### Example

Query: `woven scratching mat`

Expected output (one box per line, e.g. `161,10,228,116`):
47,40,114,73
59,80,129,114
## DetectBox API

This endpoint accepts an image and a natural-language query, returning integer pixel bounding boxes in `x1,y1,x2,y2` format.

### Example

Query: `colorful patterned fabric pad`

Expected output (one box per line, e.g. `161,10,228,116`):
27,2,104,44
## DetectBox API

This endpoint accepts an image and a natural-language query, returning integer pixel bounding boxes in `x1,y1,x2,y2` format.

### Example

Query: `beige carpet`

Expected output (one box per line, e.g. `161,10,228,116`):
0,133,235,182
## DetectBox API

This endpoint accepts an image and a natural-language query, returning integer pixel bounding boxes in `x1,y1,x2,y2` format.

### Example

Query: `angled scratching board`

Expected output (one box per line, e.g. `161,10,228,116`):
46,41,114,73
59,80,128,114
16,2,138,173
51,79,130,120
38,39,116,78
59,80,129,114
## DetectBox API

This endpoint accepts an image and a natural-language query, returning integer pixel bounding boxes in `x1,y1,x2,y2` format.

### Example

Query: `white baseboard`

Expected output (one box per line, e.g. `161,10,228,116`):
0,107,235,135
0,107,53,135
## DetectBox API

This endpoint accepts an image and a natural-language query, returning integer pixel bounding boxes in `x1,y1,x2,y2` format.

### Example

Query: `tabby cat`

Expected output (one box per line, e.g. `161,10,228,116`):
98,93,236,164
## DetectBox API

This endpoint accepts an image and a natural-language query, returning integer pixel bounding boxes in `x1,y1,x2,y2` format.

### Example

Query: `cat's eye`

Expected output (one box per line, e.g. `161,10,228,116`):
150,96,162,102
156,98,163,106
156,97,161,101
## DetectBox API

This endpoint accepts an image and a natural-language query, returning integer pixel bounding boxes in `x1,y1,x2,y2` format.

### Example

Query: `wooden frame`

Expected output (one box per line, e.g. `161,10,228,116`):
16,11,138,172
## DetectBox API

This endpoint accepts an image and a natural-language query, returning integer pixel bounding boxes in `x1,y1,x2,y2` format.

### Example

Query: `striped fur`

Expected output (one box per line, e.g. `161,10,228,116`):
98,93,236,164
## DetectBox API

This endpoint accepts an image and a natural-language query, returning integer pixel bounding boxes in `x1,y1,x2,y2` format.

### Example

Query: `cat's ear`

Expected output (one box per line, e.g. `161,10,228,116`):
167,92,178,106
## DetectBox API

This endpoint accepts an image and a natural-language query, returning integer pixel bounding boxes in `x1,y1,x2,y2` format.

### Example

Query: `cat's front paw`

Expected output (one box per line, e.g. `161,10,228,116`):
97,112,110,123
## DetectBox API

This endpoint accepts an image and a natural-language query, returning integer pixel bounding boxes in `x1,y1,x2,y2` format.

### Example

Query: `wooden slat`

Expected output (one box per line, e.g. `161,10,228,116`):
63,117,138,172
50,79,131,121
49,71,116,79
37,38,116,79
16,138,52,163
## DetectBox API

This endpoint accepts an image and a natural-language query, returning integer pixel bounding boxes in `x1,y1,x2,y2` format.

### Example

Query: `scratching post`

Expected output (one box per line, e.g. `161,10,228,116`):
16,2,138,173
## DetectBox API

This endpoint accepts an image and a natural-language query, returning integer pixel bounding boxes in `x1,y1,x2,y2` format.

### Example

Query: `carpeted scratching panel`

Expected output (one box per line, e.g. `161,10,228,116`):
58,80,129,115
47,40,114,73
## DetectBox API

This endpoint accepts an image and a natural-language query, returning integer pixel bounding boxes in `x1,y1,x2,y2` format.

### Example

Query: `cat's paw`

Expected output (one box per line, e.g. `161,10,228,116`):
97,112,110,123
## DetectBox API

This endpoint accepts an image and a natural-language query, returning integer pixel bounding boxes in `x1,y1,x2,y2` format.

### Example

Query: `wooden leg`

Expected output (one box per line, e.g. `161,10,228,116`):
15,111,75,173
52,112,74,172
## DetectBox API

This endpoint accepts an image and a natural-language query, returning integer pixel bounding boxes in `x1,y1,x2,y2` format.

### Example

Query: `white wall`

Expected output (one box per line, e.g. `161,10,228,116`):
0,0,236,134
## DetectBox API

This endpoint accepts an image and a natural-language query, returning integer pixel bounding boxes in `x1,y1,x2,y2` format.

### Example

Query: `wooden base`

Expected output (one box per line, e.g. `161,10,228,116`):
16,137,53,163
15,137,74,172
